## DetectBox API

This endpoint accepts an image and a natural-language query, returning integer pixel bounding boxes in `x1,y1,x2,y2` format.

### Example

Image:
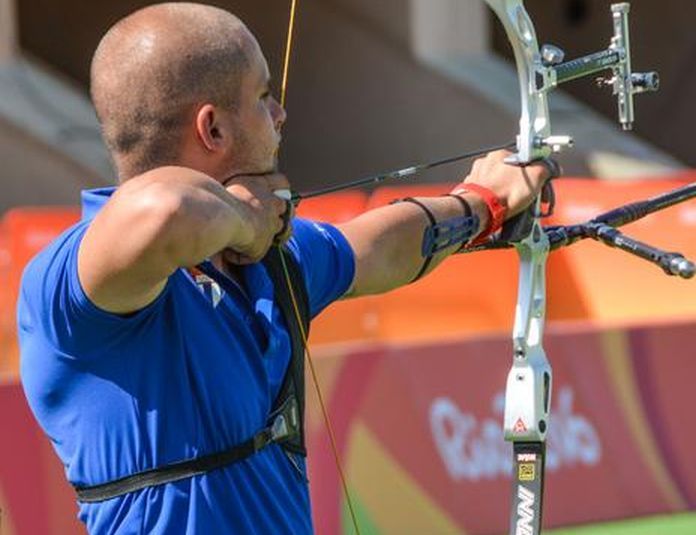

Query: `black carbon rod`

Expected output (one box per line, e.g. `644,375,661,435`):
586,223,694,278
592,182,696,227
291,141,516,203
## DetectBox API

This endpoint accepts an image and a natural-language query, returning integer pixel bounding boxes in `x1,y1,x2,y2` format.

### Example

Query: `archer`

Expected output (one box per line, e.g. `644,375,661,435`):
17,3,550,534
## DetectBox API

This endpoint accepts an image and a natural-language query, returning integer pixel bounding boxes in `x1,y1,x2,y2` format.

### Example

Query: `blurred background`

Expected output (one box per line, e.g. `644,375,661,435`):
1,0,696,534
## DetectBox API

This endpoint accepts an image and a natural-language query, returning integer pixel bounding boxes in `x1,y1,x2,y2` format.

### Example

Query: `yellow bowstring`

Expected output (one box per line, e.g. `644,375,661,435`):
280,0,297,110
279,2,362,534
278,250,362,535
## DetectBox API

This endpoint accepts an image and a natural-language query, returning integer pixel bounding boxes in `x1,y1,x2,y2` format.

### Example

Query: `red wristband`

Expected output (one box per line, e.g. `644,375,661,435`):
452,184,507,244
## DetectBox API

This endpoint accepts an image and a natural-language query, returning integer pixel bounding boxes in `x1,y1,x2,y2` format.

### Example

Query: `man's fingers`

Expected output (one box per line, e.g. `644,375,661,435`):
538,158,562,180
221,173,296,262
263,173,291,192
273,200,294,245
269,195,287,217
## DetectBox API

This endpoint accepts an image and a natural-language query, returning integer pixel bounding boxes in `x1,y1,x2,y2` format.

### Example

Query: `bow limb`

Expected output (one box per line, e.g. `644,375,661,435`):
485,0,553,163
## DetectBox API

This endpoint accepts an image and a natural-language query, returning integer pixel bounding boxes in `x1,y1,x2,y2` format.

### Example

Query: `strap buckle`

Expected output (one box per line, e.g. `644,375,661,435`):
271,395,300,440
253,395,301,452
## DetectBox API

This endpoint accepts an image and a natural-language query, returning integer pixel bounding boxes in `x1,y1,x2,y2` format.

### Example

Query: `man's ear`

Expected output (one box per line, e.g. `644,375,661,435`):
195,104,227,152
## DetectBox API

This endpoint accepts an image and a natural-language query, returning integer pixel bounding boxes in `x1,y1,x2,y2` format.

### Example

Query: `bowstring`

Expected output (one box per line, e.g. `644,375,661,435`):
279,2,363,534
280,0,297,110
278,249,362,534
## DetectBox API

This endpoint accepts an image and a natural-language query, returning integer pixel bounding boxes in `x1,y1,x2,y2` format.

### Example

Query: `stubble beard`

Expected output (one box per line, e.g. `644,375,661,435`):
229,123,279,175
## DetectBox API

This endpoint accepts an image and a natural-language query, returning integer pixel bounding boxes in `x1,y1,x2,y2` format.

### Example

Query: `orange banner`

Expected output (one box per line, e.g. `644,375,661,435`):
0,208,80,377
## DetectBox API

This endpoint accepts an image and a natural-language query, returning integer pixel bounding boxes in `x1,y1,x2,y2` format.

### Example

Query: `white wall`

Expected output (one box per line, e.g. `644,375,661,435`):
410,0,489,61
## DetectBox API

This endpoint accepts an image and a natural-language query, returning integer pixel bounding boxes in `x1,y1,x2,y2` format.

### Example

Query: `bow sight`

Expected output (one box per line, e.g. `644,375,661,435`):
551,4,659,131
486,1,659,164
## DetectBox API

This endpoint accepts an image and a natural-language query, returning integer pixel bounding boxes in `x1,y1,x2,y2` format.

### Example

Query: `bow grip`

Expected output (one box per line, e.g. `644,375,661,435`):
499,158,560,244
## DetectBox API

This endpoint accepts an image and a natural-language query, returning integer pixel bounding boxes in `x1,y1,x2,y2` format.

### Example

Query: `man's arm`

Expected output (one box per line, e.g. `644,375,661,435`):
78,167,288,314
337,151,550,297
337,193,488,296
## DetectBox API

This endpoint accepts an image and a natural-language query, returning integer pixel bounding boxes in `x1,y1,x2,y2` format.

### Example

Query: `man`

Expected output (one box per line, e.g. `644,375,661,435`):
18,3,550,533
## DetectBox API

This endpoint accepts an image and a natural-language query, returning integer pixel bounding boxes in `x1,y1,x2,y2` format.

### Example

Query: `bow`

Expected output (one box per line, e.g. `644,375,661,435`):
279,2,692,534
483,2,557,533
483,2,663,534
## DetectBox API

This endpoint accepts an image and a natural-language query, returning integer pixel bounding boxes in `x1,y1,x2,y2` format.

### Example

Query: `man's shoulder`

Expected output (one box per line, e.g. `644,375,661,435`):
290,217,333,237
20,221,89,299
288,217,347,253
285,217,355,317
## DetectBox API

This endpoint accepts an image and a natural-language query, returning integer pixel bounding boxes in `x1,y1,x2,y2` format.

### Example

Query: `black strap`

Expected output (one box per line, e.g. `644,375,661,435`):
392,197,438,283
199,246,310,450
261,246,310,455
443,193,472,218
200,247,310,453
73,246,311,502
75,396,300,503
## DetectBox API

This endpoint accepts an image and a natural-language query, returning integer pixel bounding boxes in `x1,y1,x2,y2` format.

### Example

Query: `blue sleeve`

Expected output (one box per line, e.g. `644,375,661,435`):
18,223,171,358
285,218,355,318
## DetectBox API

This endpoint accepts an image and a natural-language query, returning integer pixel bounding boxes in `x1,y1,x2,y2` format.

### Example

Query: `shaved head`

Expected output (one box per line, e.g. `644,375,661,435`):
91,3,254,178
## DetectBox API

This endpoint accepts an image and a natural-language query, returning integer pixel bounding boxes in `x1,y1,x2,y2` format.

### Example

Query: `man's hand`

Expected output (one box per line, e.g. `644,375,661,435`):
458,150,553,219
223,173,292,265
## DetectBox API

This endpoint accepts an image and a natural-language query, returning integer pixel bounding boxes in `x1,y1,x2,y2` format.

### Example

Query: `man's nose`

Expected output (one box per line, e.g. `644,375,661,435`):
273,98,287,131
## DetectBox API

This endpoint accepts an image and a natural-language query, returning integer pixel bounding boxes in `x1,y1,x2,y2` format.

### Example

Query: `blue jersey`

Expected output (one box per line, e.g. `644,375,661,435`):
18,187,355,534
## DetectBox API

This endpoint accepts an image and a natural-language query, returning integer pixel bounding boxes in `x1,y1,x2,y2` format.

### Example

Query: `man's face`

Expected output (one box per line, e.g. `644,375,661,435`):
223,36,286,176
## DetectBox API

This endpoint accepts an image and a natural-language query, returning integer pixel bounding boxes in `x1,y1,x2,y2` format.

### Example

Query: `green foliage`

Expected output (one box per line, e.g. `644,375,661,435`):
547,513,696,535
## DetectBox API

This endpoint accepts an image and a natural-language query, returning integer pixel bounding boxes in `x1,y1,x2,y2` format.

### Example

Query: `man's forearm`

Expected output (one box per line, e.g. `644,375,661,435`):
78,169,254,314
337,193,490,297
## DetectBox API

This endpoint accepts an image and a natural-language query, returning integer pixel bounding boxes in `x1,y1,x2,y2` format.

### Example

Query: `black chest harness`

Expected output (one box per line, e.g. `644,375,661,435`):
74,246,310,503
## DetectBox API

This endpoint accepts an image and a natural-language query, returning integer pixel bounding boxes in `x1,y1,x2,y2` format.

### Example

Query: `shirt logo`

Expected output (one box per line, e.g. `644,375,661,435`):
189,268,225,308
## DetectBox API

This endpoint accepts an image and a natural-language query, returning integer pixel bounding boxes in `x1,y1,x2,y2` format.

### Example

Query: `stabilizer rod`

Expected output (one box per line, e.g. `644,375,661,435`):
547,223,695,278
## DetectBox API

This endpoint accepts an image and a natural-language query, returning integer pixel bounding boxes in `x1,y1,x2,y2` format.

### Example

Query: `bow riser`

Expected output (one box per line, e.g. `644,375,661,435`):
484,0,553,445
504,232,551,444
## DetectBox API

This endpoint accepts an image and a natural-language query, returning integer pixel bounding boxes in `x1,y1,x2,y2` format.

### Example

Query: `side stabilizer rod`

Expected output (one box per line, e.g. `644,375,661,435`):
547,223,695,278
